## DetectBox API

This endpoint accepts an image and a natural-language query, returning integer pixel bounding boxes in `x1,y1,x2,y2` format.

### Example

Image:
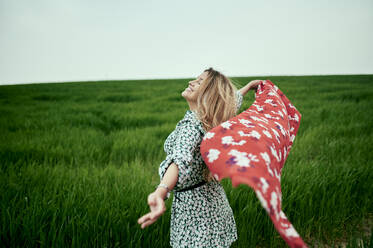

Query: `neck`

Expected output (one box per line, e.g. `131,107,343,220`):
187,101,198,112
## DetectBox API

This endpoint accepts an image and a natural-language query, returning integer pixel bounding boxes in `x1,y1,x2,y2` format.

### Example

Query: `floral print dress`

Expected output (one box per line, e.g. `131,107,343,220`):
158,91,243,248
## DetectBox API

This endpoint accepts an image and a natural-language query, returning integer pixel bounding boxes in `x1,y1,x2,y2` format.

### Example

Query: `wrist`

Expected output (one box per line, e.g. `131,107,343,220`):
155,184,170,200
155,187,167,197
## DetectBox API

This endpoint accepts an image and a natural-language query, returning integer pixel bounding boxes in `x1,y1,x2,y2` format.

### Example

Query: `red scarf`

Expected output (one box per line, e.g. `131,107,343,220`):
200,80,307,248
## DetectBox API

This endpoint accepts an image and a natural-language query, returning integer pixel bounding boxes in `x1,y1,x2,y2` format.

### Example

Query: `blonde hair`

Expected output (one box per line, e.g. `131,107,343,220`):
194,67,239,182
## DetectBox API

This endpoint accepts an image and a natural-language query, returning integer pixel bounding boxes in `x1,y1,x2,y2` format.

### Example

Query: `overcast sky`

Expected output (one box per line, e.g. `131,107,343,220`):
0,0,372,85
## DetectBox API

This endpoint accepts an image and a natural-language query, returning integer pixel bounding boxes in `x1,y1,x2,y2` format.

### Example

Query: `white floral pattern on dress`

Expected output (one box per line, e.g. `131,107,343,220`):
158,90,243,248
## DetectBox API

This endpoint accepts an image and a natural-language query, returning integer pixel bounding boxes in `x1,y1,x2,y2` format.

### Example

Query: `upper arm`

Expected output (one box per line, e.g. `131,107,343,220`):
172,121,202,164
158,121,203,187
170,121,203,186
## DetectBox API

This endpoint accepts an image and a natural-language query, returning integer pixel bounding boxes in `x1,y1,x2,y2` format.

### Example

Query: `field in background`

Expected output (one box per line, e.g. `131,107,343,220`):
0,75,372,247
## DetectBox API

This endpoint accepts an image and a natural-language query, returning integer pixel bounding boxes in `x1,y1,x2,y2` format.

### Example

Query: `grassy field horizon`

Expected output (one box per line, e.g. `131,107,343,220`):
2,73,373,87
1,74,372,247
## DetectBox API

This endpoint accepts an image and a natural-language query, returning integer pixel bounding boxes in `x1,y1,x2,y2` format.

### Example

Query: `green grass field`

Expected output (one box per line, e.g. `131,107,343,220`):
0,75,372,247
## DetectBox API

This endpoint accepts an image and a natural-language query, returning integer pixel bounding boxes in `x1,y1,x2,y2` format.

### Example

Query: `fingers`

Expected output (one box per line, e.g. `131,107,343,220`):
138,193,167,229
137,209,161,225
137,212,158,229
148,205,165,220
137,208,166,229
140,217,158,229
138,212,154,225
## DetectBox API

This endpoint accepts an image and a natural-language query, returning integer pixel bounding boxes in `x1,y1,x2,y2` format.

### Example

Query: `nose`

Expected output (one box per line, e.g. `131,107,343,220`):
189,79,197,87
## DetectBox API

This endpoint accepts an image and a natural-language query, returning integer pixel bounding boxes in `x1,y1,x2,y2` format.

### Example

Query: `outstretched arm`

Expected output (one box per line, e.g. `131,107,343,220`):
137,162,179,229
138,120,202,229
157,162,178,198
238,80,263,96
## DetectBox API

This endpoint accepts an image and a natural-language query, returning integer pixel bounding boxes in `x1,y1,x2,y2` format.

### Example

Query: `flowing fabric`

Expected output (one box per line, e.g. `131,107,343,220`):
200,80,307,247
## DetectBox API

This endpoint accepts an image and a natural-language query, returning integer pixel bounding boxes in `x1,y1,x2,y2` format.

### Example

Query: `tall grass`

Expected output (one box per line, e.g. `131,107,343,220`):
0,75,372,247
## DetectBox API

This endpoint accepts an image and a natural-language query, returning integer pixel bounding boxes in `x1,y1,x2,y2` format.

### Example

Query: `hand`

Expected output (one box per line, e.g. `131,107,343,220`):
137,191,166,229
248,80,263,92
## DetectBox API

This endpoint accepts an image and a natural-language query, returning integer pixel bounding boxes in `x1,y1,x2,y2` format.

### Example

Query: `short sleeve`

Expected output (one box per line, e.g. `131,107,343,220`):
158,120,203,189
236,90,243,111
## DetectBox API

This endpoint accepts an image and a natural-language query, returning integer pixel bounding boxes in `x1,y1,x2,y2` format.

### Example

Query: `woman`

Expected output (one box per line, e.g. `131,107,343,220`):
138,67,262,247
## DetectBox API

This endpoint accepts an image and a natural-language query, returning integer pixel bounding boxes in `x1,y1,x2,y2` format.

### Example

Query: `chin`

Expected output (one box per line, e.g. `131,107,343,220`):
181,91,189,100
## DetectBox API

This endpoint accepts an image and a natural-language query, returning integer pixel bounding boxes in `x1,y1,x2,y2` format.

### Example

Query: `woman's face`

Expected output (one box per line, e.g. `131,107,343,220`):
182,71,209,103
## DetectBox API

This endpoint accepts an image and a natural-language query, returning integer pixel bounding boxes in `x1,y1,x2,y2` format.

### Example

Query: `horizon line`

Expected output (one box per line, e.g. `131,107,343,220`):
1,72,372,86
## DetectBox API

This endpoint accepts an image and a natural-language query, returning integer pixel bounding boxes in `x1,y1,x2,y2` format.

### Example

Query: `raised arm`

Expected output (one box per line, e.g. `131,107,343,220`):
238,80,263,96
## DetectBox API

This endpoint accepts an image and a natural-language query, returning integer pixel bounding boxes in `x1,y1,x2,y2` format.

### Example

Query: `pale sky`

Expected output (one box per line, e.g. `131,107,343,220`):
0,0,372,85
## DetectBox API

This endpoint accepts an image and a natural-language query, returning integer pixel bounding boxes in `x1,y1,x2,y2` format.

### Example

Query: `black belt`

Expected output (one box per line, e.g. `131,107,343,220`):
174,180,207,193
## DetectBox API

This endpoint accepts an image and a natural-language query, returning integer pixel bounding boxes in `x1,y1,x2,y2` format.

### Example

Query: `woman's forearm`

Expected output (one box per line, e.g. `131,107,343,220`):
238,82,252,97
155,163,179,199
